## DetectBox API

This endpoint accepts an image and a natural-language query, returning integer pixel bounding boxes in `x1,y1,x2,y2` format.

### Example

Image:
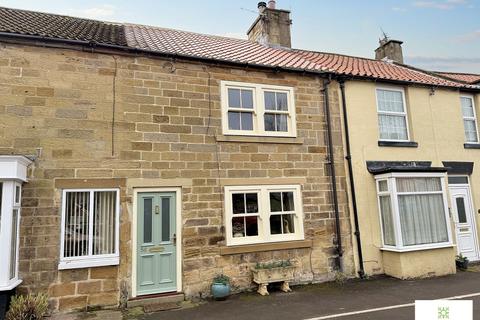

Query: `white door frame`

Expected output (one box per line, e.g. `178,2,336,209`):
448,179,480,261
131,187,182,298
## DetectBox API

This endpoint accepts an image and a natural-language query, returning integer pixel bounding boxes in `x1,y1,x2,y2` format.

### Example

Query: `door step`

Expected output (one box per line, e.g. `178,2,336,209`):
127,293,184,309
143,301,181,313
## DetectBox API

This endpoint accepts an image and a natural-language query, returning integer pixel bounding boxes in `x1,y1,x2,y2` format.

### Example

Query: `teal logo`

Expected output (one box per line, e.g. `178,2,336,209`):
438,306,450,319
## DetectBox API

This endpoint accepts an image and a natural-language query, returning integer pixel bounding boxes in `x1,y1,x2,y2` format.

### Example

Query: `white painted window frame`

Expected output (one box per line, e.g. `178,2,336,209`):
59,188,120,270
224,185,304,246
375,172,453,252
376,86,411,142
0,155,31,291
460,95,479,143
221,81,297,137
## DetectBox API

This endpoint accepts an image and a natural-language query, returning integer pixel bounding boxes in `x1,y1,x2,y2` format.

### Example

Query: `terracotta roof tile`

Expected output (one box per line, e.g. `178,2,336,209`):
435,72,480,84
0,6,478,90
124,24,475,89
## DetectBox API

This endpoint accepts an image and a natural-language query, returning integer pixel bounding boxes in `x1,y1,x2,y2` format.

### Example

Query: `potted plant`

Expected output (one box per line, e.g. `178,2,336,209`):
456,254,469,270
252,260,296,296
211,274,231,300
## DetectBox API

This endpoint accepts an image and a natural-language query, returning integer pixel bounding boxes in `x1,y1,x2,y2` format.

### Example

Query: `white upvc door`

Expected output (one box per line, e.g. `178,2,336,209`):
449,185,479,261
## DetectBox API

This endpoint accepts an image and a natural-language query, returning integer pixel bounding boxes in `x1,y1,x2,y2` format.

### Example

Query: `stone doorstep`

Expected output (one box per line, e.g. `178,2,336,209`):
126,293,184,309
143,302,181,313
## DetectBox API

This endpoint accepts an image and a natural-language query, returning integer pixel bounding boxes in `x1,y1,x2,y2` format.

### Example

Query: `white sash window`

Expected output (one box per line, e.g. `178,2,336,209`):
221,81,296,137
376,87,410,141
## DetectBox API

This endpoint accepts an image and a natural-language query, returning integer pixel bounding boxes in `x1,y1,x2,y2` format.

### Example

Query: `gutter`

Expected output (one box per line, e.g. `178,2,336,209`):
2,32,478,92
338,79,366,279
321,77,343,271
0,32,330,78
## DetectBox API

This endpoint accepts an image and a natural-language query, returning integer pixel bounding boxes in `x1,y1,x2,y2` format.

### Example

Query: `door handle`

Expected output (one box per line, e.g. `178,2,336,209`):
172,233,177,245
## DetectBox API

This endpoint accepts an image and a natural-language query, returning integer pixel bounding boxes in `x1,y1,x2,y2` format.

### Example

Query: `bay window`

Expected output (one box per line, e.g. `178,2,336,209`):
59,189,120,269
0,156,32,291
225,185,304,246
221,81,296,137
375,173,452,251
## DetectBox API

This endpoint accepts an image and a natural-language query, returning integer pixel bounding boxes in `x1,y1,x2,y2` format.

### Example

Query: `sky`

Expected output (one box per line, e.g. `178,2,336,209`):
0,0,479,73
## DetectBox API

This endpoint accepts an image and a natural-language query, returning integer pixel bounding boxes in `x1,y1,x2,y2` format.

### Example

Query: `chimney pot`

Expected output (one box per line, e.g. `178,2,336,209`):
268,0,276,9
258,1,267,12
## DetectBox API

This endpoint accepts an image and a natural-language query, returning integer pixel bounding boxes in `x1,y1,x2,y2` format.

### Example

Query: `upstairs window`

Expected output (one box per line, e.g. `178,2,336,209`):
59,189,120,269
376,87,409,141
221,81,296,137
461,96,479,143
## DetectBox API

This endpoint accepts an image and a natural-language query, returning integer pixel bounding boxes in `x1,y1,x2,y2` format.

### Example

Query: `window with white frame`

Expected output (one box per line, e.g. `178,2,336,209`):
461,96,479,143
376,87,409,141
60,189,120,269
224,185,304,246
375,173,452,251
0,155,31,291
221,81,296,137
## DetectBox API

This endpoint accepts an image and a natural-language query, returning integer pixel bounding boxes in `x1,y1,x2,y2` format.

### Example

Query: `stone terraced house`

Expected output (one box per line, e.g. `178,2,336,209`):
0,1,479,314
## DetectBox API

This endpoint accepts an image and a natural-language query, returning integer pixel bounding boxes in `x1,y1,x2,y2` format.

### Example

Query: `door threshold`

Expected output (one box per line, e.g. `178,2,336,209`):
127,292,184,308
130,291,182,301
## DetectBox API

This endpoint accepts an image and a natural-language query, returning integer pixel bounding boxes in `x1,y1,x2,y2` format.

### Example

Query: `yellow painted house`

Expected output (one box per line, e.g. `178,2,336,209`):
340,39,480,278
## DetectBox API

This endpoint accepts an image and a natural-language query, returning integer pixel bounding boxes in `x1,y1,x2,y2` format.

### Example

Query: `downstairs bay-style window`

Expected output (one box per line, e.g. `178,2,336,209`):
0,155,31,291
221,81,296,137
224,185,304,246
59,189,120,269
375,173,452,251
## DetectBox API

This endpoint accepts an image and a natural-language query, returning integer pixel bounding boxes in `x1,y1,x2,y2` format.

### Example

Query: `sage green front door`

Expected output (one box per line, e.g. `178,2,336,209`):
137,192,177,295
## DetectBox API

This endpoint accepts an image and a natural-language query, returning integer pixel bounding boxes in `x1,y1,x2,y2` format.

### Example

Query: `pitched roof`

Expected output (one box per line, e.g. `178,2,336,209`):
0,6,478,90
0,6,127,46
124,24,473,88
435,72,480,84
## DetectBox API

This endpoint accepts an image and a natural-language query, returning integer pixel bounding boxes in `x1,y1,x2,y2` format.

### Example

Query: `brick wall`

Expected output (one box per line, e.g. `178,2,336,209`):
0,41,354,311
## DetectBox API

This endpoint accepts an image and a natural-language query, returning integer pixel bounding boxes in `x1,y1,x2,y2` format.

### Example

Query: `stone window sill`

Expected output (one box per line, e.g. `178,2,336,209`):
219,239,312,256
216,135,304,144
378,141,418,148
464,143,480,149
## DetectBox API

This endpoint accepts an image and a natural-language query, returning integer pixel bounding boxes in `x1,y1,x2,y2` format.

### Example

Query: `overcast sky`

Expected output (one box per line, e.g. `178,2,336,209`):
1,0,479,73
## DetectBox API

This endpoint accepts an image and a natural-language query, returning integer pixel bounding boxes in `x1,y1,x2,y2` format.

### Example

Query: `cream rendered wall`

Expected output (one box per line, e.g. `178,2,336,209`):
343,80,480,275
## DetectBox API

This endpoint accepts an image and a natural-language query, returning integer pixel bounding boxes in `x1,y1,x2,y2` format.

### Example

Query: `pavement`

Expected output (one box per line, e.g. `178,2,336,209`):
51,267,480,320
144,268,480,320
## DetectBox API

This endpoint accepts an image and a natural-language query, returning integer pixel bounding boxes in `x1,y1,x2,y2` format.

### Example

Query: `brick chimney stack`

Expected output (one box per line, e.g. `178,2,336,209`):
247,1,292,48
375,37,404,64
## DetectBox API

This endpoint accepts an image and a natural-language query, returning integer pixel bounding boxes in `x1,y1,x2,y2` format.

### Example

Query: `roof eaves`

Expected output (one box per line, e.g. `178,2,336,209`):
0,31,332,78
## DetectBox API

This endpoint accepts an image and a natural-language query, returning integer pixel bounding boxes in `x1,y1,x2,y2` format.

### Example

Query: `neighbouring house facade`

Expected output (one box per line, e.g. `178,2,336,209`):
0,1,479,314
342,40,480,278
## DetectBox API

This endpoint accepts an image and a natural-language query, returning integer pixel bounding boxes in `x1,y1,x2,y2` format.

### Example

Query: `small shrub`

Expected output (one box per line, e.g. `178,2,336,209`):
334,271,348,285
212,274,230,285
6,293,49,320
255,260,292,270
